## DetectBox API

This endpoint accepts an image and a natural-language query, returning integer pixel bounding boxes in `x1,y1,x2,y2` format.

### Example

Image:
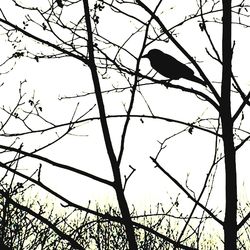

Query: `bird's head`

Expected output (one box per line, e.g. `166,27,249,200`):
142,49,162,61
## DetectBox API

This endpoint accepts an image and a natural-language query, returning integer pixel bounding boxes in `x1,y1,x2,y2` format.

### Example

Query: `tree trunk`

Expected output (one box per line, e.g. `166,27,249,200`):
221,1,237,249
82,1,138,249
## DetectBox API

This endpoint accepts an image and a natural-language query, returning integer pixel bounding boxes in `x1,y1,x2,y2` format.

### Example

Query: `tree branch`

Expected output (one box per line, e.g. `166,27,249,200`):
0,17,88,64
136,0,221,103
150,157,223,226
0,144,113,186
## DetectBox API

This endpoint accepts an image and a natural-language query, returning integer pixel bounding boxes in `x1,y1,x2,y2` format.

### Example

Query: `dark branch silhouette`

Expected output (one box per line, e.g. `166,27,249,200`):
142,49,206,86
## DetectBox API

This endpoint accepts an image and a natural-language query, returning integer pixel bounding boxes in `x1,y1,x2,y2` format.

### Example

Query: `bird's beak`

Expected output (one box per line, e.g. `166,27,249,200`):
142,54,148,58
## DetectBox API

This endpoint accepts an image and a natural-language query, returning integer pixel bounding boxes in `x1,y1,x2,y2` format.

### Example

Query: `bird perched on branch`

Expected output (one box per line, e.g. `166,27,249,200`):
56,0,63,8
142,49,206,86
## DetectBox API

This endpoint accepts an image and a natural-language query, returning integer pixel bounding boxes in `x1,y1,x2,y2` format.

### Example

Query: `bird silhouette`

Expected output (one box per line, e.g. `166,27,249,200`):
142,49,206,86
56,0,63,7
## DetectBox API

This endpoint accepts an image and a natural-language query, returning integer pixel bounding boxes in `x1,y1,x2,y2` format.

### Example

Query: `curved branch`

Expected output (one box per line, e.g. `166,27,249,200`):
117,1,162,166
150,157,223,226
0,17,88,64
0,145,113,186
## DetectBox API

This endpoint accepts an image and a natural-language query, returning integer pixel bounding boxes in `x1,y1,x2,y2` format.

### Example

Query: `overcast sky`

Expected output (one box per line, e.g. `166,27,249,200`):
0,3,250,238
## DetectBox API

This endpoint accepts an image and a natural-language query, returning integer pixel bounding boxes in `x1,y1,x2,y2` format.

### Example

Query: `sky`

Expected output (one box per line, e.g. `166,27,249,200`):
1,1,250,243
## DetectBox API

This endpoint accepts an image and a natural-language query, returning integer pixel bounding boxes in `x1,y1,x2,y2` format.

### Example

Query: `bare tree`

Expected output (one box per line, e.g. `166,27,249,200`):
0,0,250,249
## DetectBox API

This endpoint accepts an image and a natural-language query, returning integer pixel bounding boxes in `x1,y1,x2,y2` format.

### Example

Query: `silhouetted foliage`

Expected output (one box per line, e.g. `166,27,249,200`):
0,182,223,249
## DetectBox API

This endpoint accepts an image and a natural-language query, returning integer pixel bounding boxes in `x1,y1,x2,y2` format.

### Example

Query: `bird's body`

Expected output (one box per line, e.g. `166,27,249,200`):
56,0,63,7
142,49,206,86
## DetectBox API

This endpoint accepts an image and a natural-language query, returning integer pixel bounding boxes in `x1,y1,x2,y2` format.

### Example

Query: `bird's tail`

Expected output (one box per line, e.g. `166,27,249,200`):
186,75,207,86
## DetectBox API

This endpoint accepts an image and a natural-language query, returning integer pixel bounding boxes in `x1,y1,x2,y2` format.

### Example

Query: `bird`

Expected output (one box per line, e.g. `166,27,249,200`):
142,49,206,86
56,0,63,8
